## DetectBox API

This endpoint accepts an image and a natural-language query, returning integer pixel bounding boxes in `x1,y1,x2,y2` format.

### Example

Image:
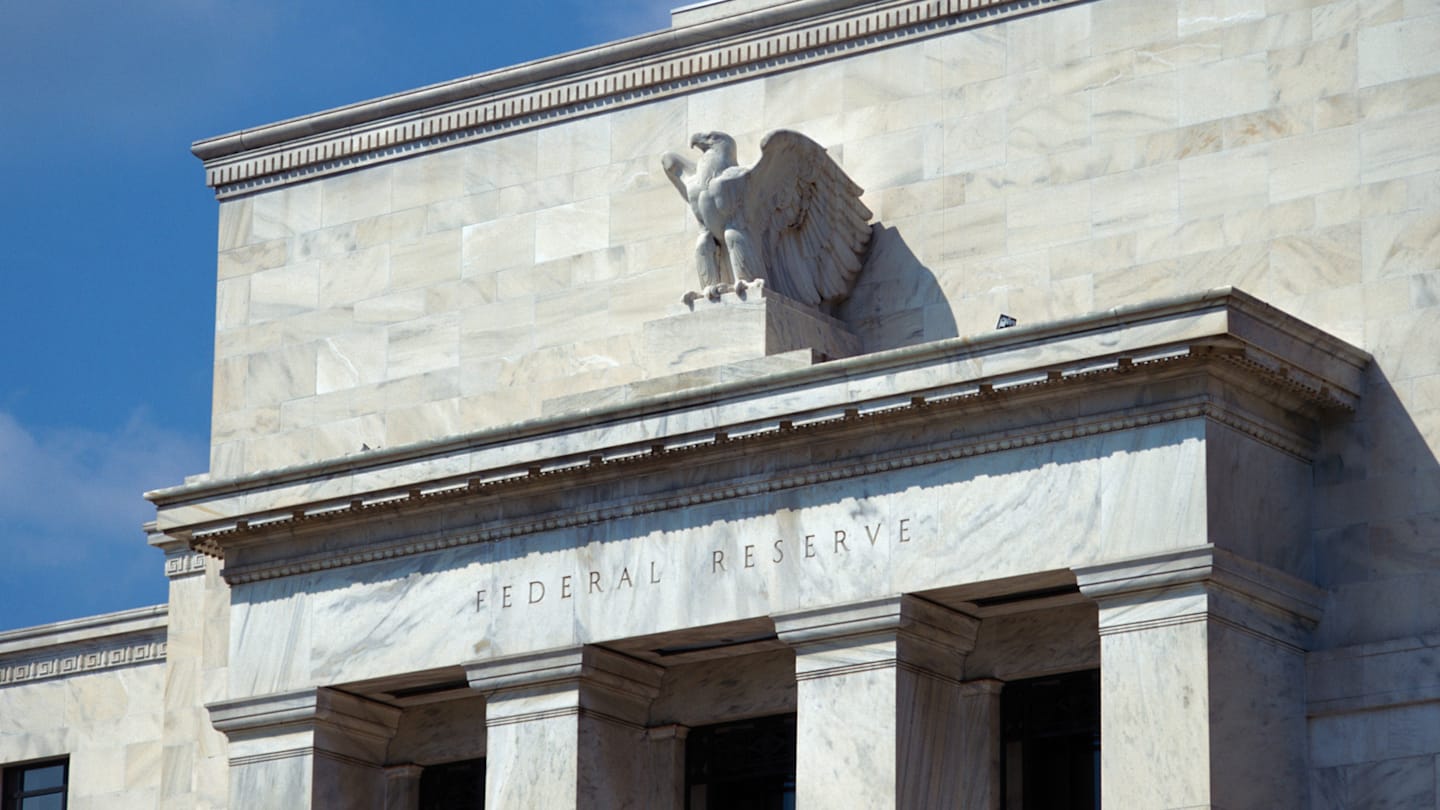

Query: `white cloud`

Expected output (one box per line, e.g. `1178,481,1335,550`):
0,410,205,628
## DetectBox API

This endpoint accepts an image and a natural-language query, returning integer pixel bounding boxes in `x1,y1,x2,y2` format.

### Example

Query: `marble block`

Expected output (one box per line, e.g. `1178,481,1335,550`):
640,288,861,378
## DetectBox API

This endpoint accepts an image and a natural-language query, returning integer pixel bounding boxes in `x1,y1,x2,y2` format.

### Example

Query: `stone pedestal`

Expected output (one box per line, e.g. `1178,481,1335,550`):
1075,546,1323,810
467,646,666,810
208,688,400,810
774,596,986,809
642,288,862,376
541,287,862,415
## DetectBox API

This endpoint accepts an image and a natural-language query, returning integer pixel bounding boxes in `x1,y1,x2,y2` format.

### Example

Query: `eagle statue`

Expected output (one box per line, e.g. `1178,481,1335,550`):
662,130,872,313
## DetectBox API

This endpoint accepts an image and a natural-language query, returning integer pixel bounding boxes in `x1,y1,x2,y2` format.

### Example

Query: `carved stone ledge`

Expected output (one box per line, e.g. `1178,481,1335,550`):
151,289,1370,583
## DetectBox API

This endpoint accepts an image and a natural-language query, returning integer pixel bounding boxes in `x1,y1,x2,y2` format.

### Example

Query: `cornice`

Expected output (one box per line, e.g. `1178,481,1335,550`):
195,0,1076,198
209,394,1310,585
146,288,1367,510
147,289,1369,584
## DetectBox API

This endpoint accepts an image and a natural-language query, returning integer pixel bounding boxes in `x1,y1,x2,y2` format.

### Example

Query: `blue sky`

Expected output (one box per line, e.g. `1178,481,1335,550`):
0,0,675,631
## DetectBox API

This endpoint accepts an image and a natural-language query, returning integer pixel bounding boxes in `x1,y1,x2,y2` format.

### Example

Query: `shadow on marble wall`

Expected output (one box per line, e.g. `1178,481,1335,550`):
837,224,957,352
1311,363,1440,648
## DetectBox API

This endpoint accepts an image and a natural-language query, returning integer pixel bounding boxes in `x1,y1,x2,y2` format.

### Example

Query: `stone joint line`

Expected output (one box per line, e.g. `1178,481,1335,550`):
795,658,966,686
484,706,646,732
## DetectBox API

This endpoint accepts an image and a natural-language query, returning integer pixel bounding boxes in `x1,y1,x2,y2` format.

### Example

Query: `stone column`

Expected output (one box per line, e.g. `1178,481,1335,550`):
208,687,401,810
151,529,231,810
1075,545,1323,810
467,646,665,810
647,724,689,810
774,595,985,809
383,764,422,810
957,679,1003,810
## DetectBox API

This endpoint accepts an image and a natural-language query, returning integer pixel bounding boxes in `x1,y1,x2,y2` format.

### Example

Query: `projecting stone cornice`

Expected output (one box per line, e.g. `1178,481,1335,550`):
193,0,1076,198
146,288,1368,579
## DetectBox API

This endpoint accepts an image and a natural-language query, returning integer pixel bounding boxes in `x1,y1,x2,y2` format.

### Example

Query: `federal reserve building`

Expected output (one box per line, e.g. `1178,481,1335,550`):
4,0,1440,807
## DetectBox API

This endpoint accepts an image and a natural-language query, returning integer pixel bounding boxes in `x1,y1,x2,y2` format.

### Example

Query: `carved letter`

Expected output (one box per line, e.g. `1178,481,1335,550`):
713,550,727,572
589,571,604,593
899,517,912,543
562,575,573,599
475,589,487,612
773,539,785,563
529,581,545,604
502,585,513,608
650,561,662,584
745,545,756,568
834,529,848,553
805,534,817,558
865,523,883,546
619,567,634,588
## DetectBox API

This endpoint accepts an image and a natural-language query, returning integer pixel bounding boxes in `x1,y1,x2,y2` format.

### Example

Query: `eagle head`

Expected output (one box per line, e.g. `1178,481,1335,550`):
689,131,734,153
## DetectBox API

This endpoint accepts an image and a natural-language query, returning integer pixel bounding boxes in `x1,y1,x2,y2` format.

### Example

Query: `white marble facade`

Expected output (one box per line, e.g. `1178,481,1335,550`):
5,0,1440,807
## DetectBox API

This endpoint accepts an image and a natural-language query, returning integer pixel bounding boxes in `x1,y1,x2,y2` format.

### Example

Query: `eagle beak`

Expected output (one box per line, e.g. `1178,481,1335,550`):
690,133,707,151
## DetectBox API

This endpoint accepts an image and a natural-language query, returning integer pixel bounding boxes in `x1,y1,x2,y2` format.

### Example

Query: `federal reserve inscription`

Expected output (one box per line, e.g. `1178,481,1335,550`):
475,516,913,612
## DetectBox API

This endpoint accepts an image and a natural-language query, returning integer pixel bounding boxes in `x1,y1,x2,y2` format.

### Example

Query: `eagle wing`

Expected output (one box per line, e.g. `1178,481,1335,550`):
740,130,872,309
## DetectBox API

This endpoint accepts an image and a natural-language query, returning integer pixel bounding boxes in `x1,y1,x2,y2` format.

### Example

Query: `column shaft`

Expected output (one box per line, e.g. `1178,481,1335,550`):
1077,546,1321,810
469,646,664,810
776,595,986,809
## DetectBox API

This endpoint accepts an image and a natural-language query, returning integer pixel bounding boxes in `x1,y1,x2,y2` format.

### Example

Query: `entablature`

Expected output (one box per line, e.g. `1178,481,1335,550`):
148,288,1367,583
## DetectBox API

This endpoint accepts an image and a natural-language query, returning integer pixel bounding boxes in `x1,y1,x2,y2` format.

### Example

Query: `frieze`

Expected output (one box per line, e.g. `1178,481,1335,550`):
474,517,914,612
164,549,209,579
0,638,167,687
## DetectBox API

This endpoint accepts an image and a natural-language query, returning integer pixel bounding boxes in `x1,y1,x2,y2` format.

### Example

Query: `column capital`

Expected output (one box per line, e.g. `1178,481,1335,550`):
774,595,979,679
208,686,401,765
466,645,663,726
466,645,662,698
1074,545,1325,651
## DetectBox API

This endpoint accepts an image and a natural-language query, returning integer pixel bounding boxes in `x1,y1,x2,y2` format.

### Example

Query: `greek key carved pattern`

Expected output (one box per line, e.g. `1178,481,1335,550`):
0,638,167,687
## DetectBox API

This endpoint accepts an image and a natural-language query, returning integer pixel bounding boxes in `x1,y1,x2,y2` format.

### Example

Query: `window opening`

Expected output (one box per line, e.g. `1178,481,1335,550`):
1001,669,1100,810
685,713,796,810
419,757,485,810
2,758,68,810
